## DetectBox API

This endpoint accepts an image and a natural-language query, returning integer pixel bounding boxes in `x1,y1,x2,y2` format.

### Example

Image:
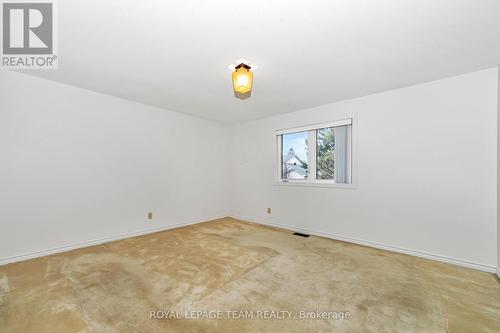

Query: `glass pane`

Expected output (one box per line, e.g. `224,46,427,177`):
282,131,308,179
316,127,335,180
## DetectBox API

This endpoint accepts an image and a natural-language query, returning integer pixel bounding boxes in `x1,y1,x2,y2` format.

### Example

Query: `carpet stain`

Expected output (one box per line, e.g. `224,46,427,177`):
0,217,499,332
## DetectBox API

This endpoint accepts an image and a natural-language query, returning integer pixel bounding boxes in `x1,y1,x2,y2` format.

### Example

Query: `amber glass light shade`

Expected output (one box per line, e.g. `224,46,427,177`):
232,65,253,95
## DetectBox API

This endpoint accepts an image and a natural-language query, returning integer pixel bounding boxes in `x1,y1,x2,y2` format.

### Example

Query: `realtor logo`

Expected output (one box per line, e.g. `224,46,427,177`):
1,1,57,68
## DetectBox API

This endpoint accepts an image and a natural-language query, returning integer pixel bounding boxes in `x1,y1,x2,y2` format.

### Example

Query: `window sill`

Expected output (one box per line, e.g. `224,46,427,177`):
273,181,357,189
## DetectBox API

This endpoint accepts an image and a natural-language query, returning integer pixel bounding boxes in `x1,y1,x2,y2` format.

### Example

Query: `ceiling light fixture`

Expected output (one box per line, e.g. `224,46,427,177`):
229,59,257,99
232,63,253,95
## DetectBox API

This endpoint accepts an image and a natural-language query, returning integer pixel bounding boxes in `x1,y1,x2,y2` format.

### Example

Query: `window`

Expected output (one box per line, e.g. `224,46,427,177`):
276,119,353,185
282,131,308,179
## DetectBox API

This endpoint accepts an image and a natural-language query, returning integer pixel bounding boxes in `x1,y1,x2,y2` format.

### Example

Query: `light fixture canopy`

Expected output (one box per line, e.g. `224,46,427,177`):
232,63,253,95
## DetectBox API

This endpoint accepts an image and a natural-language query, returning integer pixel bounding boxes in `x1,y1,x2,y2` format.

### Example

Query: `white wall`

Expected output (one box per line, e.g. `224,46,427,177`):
497,66,500,276
1,68,498,272
230,68,498,271
0,71,229,263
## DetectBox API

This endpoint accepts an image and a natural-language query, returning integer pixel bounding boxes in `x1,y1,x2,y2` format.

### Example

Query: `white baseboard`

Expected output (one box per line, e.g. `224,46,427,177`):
0,214,226,266
230,215,497,274
496,268,500,280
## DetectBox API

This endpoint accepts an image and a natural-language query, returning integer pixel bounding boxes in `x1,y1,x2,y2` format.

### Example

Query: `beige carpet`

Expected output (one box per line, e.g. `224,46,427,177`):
0,217,499,332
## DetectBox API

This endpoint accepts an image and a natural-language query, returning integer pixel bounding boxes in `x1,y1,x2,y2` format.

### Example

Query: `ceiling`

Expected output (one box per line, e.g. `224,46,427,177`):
23,0,500,124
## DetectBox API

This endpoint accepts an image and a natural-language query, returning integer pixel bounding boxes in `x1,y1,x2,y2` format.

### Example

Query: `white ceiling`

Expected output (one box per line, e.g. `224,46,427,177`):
24,0,500,123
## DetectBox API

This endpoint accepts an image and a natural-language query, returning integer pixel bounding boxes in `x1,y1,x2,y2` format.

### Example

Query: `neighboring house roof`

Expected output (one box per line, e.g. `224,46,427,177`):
283,149,307,177
283,153,294,164
286,164,307,176
283,152,305,165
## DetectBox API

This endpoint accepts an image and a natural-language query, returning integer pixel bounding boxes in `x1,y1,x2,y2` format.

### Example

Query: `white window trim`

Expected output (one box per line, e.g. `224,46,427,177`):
275,118,352,135
274,116,358,189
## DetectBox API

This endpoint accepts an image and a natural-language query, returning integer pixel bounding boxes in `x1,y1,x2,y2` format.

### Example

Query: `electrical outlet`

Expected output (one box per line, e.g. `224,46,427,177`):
147,212,153,220
267,208,271,214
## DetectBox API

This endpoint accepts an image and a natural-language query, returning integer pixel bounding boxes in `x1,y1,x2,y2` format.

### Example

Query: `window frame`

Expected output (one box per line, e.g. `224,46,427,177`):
275,117,357,189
